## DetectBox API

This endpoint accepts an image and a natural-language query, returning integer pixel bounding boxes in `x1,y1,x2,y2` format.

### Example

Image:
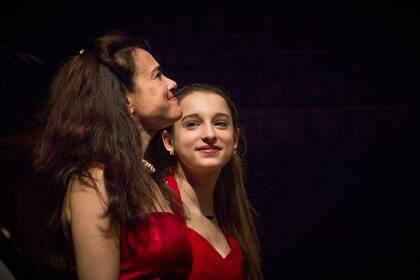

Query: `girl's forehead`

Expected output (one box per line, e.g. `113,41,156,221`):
180,93,231,116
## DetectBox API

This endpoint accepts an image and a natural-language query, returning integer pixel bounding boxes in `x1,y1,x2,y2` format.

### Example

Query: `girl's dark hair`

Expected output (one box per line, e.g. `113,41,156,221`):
149,83,263,279
34,31,180,271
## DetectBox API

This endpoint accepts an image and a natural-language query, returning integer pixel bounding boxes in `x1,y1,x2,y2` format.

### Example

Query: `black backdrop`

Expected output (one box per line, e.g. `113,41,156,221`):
1,3,418,279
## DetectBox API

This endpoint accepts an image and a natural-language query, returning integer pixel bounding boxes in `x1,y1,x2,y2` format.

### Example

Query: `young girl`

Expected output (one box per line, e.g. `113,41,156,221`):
151,83,263,279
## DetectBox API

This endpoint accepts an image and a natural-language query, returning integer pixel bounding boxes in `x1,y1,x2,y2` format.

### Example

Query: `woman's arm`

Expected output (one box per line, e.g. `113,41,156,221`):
70,168,120,280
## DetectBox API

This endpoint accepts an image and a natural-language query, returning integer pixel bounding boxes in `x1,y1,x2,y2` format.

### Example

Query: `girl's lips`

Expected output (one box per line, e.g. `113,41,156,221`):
197,148,220,154
196,146,222,154
196,145,221,151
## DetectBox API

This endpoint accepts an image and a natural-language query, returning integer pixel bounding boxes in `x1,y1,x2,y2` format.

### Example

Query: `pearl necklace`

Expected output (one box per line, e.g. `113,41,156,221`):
142,159,156,173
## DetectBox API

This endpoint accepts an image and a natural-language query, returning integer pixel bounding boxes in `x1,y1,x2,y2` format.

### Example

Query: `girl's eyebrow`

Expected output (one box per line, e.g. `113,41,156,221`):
180,113,200,121
214,113,230,118
181,113,230,121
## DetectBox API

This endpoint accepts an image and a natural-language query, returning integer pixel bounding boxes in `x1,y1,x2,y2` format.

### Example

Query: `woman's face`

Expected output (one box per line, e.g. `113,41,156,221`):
163,91,239,173
127,48,181,133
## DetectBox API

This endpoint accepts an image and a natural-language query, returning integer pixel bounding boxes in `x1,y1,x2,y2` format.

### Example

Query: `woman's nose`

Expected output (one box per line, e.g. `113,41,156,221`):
166,77,177,92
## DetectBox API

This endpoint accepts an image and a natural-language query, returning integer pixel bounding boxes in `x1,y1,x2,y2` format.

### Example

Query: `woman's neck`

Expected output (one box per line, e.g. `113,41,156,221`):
138,124,155,155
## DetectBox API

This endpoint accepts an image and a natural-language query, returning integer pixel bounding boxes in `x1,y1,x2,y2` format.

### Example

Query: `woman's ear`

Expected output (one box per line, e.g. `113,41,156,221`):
162,130,174,154
127,95,135,115
233,128,240,149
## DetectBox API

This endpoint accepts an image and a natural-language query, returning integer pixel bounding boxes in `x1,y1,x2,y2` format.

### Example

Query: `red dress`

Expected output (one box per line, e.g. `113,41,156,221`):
70,212,192,279
120,212,193,279
166,173,244,280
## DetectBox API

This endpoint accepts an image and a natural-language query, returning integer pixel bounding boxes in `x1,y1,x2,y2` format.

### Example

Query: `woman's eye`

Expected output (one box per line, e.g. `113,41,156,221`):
155,72,163,79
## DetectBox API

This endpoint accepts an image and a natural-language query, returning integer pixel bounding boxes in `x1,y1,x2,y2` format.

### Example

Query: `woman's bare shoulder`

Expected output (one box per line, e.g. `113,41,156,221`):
70,166,104,189
68,166,109,216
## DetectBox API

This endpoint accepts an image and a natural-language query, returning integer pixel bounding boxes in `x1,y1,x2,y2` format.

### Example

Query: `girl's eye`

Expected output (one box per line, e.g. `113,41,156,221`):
215,121,228,127
185,122,199,128
155,72,163,79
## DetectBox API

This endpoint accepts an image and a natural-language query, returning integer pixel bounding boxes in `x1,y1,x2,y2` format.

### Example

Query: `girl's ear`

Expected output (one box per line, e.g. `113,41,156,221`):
233,128,240,149
162,130,175,154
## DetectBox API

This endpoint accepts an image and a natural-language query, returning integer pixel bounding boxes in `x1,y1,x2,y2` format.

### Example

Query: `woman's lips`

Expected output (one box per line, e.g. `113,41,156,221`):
168,96,178,102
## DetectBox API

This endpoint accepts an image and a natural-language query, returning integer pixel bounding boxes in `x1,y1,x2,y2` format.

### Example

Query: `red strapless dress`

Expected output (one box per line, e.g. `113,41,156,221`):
120,212,193,279
166,173,244,280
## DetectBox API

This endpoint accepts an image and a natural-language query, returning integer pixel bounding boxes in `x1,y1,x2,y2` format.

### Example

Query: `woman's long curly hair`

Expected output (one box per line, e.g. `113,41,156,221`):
149,83,264,279
34,31,180,271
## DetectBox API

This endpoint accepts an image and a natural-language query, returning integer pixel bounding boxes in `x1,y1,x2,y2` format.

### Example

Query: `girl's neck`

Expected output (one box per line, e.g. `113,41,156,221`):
176,165,221,217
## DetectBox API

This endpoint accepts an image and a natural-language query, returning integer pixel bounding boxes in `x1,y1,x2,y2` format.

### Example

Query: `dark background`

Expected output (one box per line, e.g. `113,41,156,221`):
1,3,418,279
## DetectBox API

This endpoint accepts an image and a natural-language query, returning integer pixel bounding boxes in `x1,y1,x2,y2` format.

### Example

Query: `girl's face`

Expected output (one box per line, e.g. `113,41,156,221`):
163,91,239,173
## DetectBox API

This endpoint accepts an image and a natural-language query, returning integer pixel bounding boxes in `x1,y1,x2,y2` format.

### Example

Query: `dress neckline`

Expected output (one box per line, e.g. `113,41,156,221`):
186,227,235,260
166,173,237,260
